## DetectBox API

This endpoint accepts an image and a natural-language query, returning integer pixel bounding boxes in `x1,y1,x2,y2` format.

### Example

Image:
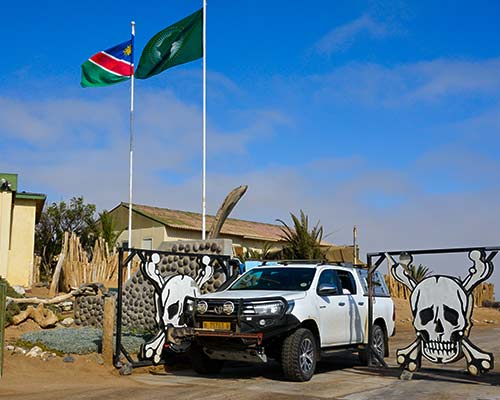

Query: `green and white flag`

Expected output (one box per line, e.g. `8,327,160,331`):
135,8,203,79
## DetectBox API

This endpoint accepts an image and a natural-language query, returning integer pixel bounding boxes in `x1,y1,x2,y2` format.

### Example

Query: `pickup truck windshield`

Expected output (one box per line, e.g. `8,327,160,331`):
230,267,316,291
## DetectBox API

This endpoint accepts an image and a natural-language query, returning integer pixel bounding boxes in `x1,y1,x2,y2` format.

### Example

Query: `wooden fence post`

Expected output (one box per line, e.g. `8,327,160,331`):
0,283,6,378
102,296,116,366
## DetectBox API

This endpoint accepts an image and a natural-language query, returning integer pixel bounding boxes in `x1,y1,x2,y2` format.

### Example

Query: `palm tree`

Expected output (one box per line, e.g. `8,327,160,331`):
98,210,121,250
276,210,324,260
242,242,277,261
407,264,431,282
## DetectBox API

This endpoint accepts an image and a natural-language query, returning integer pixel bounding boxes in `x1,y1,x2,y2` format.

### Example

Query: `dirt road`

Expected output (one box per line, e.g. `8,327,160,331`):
1,326,499,400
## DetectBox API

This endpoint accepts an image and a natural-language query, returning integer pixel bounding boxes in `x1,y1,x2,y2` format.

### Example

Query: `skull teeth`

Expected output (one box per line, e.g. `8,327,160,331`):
423,340,459,359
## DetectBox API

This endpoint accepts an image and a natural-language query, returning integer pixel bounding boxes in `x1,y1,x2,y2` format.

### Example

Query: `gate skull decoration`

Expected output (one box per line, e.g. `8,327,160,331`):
391,250,494,375
140,253,216,364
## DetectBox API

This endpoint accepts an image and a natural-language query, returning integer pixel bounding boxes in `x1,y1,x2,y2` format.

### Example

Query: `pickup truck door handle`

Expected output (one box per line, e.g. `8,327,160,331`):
338,302,346,306
320,305,326,309
358,301,364,306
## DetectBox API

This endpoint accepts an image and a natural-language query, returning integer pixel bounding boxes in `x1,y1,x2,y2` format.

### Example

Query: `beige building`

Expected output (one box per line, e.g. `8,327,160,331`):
0,173,46,287
108,202,288,255
107,202,358,262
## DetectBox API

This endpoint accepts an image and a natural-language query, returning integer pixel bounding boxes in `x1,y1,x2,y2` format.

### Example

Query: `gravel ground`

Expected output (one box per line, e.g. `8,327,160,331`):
20,328,152,355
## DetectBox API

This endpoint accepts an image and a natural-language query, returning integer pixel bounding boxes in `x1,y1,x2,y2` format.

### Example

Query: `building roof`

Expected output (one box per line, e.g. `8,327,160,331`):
119,202,287,242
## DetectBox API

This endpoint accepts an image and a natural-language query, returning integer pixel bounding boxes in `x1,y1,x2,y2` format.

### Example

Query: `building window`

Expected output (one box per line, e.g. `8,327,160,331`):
141,238,153,250
122,241,129,249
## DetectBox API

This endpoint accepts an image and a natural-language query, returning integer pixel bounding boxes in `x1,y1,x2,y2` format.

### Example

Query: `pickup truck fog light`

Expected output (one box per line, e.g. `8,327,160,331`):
197,301,208,314
259,319,266,326
223,301,235,315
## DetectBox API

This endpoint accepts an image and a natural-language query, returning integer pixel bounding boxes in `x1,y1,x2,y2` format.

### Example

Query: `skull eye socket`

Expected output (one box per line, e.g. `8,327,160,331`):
443,304,459,326
419,306,434,325
168,301,180,320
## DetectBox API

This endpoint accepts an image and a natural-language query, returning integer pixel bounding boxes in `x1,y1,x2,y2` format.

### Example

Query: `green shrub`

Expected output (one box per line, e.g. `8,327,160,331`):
1,276,24,327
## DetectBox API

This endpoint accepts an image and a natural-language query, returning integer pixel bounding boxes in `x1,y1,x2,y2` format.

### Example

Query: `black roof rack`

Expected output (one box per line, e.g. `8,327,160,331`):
252,260,364,268
259,259,329,266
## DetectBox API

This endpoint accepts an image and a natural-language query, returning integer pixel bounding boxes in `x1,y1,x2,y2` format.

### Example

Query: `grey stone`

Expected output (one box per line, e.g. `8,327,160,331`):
63,354,75,363
94,354,104,365
61,317,74,327
41,351,57,361
12,285,26,296
399,370,413,380
60,301,73,311
119,362,133,376
26,346,43,358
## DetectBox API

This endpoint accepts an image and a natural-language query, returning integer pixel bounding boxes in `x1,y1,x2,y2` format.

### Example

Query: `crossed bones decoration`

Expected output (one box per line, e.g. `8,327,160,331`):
391,250,494,376
139,253,216,364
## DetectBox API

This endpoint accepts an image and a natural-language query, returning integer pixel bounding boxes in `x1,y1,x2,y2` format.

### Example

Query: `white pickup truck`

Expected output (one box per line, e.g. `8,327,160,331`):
182,262,395,381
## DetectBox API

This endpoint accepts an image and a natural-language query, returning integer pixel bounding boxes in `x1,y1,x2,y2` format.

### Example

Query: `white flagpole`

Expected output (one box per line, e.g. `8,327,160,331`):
127,21,136,279
202,1,207,240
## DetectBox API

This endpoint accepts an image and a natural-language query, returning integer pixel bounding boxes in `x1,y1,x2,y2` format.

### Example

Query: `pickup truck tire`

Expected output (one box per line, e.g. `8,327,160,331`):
281,328,317,382
359,324,386,366
190,344,224,375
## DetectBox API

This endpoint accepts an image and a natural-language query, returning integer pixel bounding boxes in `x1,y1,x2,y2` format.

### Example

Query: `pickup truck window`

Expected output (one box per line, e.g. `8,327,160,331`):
229,267,316,291
337,270,357,294
356,269,390,297
316,269,342,295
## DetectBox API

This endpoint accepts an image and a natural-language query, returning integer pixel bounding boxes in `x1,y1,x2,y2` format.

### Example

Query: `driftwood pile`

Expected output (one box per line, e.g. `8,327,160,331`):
7,284,106,329
49,232,120,296
11,304,58,328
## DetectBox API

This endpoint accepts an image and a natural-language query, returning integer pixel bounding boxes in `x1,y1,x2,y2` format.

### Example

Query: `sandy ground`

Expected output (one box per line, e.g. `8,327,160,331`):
1,300,499,399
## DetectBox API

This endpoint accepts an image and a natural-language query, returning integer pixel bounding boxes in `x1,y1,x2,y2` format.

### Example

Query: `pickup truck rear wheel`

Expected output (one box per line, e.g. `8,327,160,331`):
359,324,386,366
190,344,224,375
281,328,317,382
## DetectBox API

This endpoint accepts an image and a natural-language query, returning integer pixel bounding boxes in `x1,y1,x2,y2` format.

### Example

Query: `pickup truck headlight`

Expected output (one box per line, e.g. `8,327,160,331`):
252,300,285,316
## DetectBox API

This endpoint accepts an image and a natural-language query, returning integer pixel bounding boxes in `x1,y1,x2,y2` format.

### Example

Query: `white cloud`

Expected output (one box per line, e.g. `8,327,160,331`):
0,86,290,209
314,14,388,55
308,58,500,106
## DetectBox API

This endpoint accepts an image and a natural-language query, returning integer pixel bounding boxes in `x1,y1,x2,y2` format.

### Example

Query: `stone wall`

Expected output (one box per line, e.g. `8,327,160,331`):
74,239,232,330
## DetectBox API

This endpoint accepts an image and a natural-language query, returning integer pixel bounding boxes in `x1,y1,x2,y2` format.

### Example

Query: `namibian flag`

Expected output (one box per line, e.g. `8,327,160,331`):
81,39,134,87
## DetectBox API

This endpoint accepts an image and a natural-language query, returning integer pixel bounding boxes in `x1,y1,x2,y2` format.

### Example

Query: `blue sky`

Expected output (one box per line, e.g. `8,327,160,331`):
2,1,500,289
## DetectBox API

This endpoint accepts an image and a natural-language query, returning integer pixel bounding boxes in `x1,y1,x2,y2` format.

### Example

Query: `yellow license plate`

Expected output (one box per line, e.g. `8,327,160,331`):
202,321,231,331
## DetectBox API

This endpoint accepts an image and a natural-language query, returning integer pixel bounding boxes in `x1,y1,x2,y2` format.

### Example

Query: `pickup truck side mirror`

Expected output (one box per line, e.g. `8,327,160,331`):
317,283,339,296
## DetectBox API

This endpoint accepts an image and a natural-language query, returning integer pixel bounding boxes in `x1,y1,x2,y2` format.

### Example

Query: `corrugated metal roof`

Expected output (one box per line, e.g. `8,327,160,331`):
123,202,285,241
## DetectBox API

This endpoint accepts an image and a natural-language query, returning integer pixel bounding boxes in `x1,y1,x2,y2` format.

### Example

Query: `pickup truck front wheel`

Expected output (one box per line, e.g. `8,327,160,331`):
281,328,317,382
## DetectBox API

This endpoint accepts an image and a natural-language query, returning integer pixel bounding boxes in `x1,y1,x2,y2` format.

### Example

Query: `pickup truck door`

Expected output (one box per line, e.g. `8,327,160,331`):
316,269,351,346
336,269,367,344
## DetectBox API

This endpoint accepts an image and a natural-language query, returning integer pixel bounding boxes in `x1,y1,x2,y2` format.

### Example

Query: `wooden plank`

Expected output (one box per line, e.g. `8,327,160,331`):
0,283,6,378
102,296,116,366
49,232,69,297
